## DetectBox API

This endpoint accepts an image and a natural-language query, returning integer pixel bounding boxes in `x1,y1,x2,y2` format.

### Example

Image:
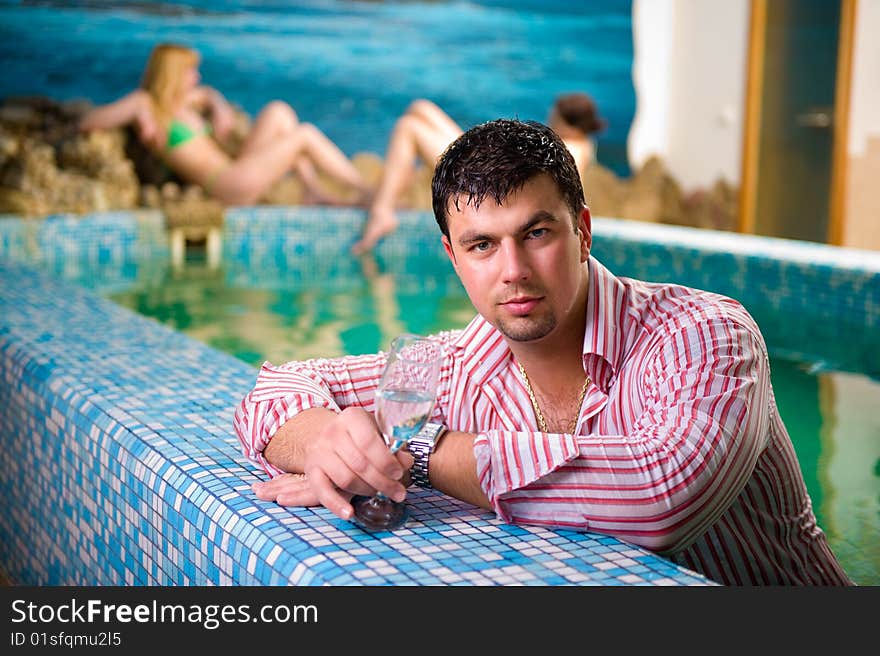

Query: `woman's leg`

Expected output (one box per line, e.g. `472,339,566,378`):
239,100,299,155
210,122,368,206
238,101,357,204
351,100,461,254
295,123,371,196
406,99,462,139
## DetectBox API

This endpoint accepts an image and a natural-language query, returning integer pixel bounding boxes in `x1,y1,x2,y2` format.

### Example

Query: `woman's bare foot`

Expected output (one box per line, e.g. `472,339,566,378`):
351,206,399,254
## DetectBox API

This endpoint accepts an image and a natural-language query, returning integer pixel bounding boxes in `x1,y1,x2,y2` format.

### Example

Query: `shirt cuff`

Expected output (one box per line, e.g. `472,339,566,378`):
237,362,342,478
473,430,581,522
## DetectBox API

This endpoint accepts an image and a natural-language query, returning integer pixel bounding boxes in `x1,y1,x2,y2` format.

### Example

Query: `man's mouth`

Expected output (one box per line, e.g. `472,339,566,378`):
500,296,543,316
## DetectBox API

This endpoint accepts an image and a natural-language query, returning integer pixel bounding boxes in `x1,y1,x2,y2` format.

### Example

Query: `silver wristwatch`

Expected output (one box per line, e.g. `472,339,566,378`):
408,422,447,489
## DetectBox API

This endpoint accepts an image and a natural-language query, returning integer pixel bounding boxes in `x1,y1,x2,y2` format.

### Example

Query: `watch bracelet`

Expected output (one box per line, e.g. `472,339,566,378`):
408,422,446,489
408,439,433,489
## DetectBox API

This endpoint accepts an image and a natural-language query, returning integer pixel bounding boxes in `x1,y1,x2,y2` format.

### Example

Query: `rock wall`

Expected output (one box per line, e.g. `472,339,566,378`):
584,156,739,231
0,97,139,216
0,95,738,233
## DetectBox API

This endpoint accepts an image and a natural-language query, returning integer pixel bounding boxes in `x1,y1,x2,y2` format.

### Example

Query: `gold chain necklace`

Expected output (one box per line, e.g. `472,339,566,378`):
517,361,590,434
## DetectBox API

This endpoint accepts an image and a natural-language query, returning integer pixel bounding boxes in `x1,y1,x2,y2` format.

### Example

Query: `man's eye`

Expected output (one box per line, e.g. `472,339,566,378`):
472,241,491,252
528,228,548,239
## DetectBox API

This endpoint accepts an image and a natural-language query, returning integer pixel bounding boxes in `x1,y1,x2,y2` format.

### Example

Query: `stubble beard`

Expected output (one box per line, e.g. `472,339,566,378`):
495,312,558,343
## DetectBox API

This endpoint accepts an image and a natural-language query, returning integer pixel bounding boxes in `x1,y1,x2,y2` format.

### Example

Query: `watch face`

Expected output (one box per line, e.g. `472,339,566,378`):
416,423,445,450
427,424,446,447
412,435,433,449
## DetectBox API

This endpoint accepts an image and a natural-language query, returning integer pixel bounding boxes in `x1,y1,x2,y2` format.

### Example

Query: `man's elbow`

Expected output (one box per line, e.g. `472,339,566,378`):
232,399,261,463
588,502,709,555
624,531,690,556
613,514,708,556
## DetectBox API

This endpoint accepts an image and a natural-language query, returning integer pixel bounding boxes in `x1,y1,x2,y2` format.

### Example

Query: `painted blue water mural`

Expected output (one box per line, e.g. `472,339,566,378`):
0,0,635,176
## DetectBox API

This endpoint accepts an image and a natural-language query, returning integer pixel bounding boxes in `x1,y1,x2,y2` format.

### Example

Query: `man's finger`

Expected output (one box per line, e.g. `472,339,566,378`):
338,408,402,468
276,486,320,507
310,468,356,520
333,435,406,501
252,473,306,501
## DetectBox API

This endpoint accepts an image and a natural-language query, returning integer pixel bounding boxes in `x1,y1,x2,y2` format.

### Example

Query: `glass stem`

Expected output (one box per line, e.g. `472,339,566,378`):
369,439,407,502
368,436,406,502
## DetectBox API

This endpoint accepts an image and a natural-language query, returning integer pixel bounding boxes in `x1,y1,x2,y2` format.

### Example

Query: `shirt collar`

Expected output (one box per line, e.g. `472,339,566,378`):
581,256,628,391
450,256,628,388
452,313,511,386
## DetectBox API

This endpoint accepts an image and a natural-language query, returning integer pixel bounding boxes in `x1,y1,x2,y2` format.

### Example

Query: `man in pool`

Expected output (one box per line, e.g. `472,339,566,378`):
234,119,852,586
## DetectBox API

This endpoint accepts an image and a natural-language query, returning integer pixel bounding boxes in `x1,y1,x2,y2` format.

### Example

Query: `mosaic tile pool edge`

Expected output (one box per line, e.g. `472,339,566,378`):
591,217,880,330
0,263,278,585
219,208,880,325
0,250,712,586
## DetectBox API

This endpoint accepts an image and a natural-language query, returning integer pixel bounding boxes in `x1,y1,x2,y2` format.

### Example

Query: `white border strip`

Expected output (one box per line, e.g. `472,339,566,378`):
592,217,880,273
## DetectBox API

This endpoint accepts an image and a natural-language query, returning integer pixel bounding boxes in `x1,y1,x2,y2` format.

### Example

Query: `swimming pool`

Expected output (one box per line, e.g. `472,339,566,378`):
2,207,877,585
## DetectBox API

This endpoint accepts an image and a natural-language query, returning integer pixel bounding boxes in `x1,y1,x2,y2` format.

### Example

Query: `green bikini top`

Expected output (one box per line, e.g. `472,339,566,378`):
166,120,211,150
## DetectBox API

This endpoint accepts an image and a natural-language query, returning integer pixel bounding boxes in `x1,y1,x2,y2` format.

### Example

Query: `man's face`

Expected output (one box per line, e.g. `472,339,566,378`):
441,173,591,344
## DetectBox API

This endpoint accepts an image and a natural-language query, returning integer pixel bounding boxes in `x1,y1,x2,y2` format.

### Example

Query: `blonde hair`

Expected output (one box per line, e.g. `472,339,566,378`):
140,43,200,128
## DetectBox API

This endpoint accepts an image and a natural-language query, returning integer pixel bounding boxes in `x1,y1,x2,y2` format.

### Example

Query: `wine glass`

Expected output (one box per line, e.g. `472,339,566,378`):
351,334,443,531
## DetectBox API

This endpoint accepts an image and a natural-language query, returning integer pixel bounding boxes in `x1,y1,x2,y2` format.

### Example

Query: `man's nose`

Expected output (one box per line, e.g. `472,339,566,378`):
499,241,531,284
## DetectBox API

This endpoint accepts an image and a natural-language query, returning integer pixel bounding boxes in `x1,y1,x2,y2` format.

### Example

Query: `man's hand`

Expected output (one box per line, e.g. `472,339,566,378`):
252,473,323,507
304,406,413,519
259,407,413,520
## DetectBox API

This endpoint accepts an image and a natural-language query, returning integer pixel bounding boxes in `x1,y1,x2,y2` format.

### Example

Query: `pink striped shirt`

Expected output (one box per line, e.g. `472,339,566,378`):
234,257,852,585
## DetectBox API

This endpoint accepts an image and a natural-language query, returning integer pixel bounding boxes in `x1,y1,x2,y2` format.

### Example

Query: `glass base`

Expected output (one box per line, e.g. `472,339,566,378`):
351,494,409,532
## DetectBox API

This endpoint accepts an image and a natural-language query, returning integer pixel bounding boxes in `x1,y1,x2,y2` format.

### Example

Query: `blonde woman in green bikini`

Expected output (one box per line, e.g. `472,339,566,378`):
80,43,371,206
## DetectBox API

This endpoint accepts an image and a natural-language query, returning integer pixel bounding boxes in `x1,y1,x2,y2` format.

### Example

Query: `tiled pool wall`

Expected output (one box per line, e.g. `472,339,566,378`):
0,210,169,293
222,208,466,303
1,206,877,586
0,265,262,584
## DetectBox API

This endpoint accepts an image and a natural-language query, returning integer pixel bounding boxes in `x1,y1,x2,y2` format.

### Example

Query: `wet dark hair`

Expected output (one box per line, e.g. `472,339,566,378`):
431,119,585,238
553,92,607,135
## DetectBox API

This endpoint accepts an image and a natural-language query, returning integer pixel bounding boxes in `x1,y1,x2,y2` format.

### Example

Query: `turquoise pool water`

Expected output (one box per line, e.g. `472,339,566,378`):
95,233,879,586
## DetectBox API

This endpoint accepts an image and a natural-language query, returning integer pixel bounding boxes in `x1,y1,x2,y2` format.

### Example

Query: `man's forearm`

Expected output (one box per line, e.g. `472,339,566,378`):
428,431,491,510
263,407,338,473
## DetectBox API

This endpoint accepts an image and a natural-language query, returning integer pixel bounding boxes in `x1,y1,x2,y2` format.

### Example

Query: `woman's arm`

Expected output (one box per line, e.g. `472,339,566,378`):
79,89,148,131
79,90,161,149
189,85,235,142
